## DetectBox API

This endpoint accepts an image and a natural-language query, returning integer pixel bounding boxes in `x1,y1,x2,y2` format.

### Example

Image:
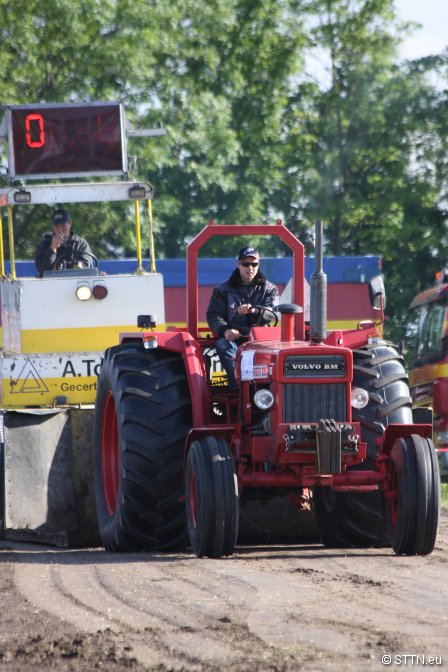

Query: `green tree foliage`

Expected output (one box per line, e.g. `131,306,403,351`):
0,0,447,347
275,0,448,344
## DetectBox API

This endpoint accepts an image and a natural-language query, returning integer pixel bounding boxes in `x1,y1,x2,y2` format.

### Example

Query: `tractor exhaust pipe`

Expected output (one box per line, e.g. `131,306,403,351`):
310,220,327,343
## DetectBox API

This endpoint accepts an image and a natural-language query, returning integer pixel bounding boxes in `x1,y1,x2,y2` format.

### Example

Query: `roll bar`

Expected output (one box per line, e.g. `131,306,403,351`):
186,219,305,340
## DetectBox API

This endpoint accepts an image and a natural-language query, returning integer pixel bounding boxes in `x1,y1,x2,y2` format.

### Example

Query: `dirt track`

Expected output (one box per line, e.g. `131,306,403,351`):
0,508,447,672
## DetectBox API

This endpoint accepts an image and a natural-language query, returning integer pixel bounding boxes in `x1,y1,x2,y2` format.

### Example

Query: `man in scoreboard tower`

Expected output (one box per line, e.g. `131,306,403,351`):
35,209,94,277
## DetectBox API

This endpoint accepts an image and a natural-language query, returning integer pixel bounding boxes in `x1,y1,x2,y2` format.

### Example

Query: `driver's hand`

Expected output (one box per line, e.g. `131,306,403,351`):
224,329,240,341
51,231,66,251
236,304,252,315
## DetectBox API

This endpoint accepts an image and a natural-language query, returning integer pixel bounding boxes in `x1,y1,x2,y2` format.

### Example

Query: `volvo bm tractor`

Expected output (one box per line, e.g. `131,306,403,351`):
94,219,440,558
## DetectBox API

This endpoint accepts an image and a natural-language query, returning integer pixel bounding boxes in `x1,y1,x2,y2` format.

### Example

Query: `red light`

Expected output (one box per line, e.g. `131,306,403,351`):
92,284,108,300
25,113,45,148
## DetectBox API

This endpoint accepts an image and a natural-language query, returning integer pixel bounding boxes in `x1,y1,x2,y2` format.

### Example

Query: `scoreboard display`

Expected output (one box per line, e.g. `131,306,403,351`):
7,102,127,180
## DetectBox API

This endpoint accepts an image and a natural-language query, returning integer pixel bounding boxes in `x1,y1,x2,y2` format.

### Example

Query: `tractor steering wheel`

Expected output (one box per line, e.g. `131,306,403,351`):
252,305,279,327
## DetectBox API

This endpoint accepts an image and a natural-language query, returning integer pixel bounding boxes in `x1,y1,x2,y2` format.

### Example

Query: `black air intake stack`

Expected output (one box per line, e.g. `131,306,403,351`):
310,220,327,343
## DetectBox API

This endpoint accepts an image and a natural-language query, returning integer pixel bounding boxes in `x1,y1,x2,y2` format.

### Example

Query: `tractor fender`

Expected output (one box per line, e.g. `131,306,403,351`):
379,422,433,457
120,331,210,428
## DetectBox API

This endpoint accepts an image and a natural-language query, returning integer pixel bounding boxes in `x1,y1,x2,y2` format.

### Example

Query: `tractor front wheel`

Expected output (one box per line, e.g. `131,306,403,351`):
185,436,239,558
384,434,440,555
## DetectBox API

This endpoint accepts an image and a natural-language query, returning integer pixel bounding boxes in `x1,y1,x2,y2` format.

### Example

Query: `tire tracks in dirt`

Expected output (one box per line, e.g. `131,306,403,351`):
9,511,448,672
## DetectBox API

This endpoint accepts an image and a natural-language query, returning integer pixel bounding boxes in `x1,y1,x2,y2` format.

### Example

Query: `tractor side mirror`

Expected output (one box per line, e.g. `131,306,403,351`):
368,275,386,310
138,314,157,328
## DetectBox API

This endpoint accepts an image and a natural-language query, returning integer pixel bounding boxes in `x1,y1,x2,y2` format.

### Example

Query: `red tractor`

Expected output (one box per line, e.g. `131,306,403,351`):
93,220,440,557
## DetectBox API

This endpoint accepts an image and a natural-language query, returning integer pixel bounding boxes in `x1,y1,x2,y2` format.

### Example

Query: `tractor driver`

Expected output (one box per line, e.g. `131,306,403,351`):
35,209,94,277
206,245,279,389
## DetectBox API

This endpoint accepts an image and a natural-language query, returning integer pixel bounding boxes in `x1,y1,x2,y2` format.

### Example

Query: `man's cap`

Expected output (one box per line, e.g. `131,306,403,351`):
52,209,71,226
237,246,260,261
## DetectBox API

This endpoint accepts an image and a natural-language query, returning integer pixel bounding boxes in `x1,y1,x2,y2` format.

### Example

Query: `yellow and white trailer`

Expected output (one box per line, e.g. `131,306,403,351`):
0,181,165,407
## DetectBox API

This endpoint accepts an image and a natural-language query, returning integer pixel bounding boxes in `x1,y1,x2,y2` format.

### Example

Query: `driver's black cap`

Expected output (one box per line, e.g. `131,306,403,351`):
237,246,260,260
52,209,71,226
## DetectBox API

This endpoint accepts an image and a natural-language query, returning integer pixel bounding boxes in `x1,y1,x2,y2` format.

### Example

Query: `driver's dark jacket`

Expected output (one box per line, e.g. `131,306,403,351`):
35,231,94,277
206,268,278,338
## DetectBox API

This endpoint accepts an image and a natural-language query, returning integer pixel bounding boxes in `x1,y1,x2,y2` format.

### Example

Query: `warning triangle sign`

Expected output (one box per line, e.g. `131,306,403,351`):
11,359,49,394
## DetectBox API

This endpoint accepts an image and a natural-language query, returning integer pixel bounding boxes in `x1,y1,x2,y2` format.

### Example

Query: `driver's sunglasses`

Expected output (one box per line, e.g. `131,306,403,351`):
240,261,259,268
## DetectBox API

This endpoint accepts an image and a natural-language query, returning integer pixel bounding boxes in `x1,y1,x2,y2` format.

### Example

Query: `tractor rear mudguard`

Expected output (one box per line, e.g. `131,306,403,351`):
120,330,211,427
324,323,379,349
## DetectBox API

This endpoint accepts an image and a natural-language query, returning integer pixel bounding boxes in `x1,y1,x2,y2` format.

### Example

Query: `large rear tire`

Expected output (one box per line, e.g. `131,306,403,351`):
185,436,239,558
314,340,413,547
94,342,192,552
384,435,440,555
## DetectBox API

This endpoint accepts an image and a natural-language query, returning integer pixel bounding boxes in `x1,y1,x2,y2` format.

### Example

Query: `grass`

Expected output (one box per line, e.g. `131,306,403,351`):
441,482,448,507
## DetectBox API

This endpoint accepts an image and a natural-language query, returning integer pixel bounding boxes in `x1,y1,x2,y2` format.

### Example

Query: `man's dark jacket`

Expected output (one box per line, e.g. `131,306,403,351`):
206,268,278,337
35,232,94,277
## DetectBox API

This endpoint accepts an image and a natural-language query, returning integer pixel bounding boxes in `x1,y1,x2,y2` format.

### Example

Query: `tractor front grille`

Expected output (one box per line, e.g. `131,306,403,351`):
282,383,347,423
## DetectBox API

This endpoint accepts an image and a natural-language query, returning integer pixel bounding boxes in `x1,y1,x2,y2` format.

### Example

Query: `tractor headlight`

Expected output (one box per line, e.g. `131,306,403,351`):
351,387,369,409
254,388,275,410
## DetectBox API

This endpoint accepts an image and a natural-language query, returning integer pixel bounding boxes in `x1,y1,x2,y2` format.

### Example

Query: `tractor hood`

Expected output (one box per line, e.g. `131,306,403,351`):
237,339,354,385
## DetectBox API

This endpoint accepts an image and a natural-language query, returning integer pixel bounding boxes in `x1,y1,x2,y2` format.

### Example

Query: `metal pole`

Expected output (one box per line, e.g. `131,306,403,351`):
7,206,15,280
0,208,5,277
146,199,156,273
134,200,143,272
